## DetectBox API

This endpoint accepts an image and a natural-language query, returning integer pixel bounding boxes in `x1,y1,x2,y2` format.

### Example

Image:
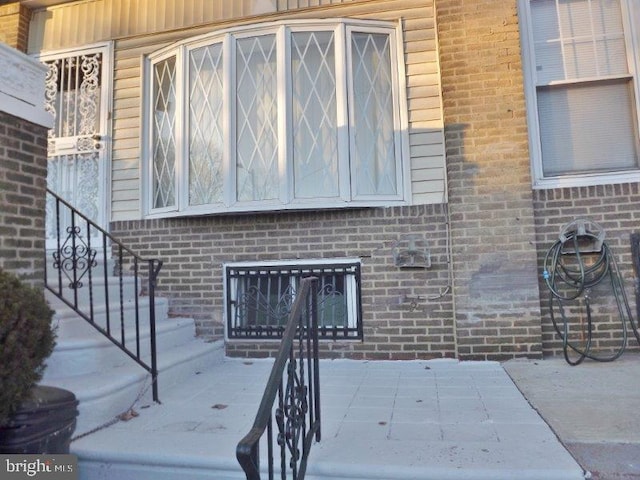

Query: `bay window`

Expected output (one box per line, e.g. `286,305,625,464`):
144,20,408,216
520,0,640,187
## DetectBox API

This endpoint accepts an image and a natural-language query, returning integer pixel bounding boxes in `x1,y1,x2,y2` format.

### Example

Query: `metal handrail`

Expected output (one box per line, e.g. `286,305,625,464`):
236,277,321,480
44,188,162,402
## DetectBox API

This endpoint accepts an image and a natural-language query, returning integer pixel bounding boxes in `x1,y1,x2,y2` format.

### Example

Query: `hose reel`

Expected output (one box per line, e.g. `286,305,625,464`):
542,219,640,365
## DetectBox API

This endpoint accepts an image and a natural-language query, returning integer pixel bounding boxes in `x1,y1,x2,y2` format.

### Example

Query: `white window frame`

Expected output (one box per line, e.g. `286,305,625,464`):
142,19,410,217
519,0,640,189
145,48,182,214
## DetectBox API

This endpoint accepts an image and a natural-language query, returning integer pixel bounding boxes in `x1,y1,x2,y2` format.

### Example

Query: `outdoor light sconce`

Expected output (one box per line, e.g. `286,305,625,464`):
392,234,431,268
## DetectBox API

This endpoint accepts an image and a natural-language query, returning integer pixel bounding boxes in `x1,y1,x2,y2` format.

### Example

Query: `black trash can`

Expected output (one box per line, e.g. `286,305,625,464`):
0,385,78,454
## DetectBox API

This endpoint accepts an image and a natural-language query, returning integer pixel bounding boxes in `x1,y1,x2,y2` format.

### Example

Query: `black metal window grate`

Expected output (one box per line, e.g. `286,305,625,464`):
226,261,362,340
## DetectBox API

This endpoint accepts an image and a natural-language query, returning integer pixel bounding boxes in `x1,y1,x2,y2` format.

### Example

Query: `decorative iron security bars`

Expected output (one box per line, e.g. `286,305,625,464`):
226,262,362,340
237,277,321,480
45,188,162,402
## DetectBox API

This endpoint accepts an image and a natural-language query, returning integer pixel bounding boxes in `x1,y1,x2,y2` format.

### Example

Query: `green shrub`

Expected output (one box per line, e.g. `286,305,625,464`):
0,268,55,425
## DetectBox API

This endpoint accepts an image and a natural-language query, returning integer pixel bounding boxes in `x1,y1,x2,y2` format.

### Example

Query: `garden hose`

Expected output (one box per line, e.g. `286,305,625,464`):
542,219,640,365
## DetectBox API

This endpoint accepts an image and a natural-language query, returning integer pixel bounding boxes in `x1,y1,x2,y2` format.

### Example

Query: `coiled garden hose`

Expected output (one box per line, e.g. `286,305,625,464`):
542,222,640,365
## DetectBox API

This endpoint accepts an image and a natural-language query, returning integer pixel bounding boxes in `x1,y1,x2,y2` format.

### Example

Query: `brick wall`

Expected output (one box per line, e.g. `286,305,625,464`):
0,111,49,286
0,2,31,52
435,0,543,359
534,185,640,356
112,205,456,360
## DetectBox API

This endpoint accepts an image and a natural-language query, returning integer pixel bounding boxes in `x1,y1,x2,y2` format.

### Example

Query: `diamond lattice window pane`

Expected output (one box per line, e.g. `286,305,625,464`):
236,35,279,202
189,44,224,205
351,32,397,197
291,31,339,199
152,56,177,209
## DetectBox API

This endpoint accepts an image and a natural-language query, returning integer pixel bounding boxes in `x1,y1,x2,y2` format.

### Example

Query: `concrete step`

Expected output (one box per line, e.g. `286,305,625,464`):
50,296,170,336
43,274,224,438
43,314,196,379
76,434,247,480
46,275,141,308
44,338,225,437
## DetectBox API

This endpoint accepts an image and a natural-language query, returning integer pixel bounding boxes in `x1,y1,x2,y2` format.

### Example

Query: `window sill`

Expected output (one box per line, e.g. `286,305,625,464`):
532,170,640,190
145,198,409,219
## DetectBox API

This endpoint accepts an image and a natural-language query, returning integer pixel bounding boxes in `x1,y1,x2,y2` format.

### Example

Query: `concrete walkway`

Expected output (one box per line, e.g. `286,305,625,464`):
504,353,640,480
72,358,585,480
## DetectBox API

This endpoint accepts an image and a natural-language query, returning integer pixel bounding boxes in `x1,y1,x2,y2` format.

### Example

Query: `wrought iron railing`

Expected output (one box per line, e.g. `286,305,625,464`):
236,277,321,480
45,188,162,402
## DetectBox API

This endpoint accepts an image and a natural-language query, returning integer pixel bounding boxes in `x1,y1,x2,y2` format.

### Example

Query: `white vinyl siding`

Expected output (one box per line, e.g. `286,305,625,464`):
520,0,640,188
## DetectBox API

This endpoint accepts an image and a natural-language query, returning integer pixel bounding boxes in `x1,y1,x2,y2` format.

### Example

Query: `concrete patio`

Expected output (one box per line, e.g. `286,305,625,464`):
71,357,585,480
504,354,640,480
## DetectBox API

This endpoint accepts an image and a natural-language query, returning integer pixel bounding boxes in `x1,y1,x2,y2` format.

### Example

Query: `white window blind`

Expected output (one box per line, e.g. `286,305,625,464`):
527,0,640,181
538,81,638,175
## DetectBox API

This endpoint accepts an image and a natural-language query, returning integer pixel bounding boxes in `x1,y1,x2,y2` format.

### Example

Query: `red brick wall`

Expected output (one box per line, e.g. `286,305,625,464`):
112,205,456,360
533,185,640,356
435,0,543,359
0,111,49,286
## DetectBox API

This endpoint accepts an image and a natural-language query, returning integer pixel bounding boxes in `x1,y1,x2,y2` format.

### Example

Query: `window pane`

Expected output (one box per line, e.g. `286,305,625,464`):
235,275,293,329
189,44,224,206
532,0,628,84
291,31,339,198
236,35,279,202
152,56,177,209
351,32,397,197
317,274,347,327
538,79,639,176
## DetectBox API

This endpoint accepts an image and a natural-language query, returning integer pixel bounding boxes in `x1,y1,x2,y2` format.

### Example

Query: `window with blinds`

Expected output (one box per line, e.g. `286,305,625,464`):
521,0,640,186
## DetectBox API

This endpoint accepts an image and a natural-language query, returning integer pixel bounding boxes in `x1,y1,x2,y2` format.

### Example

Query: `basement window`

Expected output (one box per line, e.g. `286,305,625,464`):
225,260,362,340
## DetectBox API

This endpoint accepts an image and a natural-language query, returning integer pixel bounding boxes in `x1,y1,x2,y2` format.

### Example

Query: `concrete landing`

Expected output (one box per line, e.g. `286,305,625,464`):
72,358,585,480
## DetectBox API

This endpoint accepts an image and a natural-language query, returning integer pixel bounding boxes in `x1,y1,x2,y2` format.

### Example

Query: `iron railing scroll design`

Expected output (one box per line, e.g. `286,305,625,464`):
236,277,321,480
45,188,163,402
